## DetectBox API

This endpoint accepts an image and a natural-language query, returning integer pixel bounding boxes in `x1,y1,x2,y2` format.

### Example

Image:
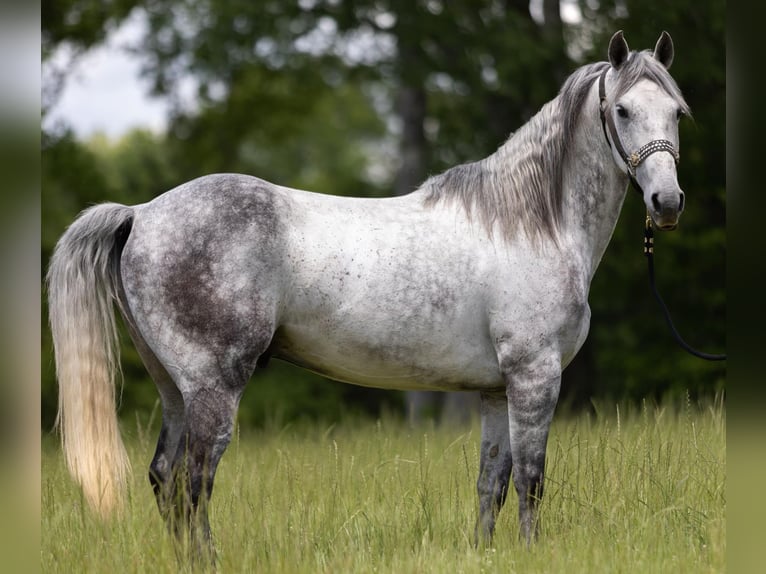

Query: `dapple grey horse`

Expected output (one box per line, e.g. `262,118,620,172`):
47,31,688,555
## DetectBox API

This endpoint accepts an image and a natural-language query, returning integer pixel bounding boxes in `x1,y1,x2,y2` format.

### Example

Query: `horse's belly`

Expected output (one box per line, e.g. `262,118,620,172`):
270,323,503,392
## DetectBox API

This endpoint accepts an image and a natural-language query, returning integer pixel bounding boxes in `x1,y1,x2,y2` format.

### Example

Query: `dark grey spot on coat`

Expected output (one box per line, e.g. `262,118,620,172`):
128,174,287,385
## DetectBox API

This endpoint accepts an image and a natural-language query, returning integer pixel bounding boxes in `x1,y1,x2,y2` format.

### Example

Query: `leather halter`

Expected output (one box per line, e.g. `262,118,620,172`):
599,68,724,361
598,68,680,195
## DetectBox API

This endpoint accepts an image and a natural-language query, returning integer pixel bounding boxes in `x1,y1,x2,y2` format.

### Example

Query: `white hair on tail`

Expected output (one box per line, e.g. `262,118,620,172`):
47,202,134,517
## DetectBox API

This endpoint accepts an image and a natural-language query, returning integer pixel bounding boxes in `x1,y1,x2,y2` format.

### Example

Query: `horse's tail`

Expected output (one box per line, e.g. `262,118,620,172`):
46,202,135,517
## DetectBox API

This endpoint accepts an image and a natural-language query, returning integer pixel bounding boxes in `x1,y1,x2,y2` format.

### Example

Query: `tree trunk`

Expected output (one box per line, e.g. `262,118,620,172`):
542,0,568,85
393,84,428,195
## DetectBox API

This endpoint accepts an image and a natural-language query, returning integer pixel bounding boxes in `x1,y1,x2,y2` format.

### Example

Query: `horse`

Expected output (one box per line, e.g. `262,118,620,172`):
47,30,689,556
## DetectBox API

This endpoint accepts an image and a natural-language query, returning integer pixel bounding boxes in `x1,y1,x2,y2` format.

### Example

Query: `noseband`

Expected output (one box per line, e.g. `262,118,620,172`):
598,68,680,195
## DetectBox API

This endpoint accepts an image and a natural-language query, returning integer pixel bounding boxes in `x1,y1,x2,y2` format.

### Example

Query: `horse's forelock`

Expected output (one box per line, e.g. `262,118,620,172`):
611,50,690,115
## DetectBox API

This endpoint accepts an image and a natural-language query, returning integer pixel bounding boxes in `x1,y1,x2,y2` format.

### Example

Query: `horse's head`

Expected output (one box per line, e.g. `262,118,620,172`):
601,31,690,230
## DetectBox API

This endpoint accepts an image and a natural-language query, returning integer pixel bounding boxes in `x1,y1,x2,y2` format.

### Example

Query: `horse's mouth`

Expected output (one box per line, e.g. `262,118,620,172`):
650,211,680,231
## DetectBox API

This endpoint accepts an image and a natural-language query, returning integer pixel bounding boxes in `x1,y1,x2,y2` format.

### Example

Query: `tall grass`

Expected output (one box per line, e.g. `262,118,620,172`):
42,397,725,573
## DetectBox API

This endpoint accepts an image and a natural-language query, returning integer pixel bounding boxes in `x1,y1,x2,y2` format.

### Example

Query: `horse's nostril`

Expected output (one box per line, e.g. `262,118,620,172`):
678,192,685,212
651,193,661,212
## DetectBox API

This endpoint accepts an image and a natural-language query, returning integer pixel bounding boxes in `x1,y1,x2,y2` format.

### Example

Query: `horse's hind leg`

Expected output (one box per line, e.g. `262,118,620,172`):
143,356,255,563
169,380,244,559
123,294,224,556
474,391,512,546
118,302,187,523
148,382,185,524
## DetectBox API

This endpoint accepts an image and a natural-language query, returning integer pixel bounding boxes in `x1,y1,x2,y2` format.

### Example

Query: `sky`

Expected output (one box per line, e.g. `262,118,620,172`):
43,11,170,139
44,2,582,141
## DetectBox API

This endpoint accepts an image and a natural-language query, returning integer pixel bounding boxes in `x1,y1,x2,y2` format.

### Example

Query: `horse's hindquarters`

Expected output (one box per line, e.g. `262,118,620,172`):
119,175,288,390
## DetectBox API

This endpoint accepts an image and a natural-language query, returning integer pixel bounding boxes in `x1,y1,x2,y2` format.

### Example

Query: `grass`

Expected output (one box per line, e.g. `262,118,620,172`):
41,397,725,573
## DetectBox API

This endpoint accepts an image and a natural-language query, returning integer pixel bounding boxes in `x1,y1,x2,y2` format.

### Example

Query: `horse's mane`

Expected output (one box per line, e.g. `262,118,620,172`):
421,51,689,244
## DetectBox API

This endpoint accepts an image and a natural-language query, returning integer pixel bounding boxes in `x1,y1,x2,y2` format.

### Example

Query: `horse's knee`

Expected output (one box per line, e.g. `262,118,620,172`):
478,449,513,508
513,462,545,506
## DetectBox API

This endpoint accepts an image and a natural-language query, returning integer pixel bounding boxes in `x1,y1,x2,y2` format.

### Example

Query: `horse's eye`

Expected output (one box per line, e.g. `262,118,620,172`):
616,104,629,119
676,108,685,121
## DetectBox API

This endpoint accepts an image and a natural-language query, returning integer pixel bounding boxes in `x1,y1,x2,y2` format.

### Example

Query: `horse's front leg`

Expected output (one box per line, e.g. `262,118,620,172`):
502,353,561,546
474,391,512,546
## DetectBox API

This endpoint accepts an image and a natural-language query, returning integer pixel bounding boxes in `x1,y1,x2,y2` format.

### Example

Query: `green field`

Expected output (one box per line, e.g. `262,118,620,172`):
42,398,725,573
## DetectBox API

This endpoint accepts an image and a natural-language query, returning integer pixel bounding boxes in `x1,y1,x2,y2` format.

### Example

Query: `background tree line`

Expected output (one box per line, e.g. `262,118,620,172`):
41,0,725,430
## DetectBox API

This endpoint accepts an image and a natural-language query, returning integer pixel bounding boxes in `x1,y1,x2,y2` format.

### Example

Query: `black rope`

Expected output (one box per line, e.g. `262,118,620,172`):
644,220,726,361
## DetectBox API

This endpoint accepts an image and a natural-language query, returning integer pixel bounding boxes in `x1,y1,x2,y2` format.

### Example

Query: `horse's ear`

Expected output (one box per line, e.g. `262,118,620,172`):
653,31,674,69
608,30,629,70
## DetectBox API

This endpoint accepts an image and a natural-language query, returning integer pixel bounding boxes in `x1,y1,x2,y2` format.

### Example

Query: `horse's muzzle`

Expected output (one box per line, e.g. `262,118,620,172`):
649,190,684,230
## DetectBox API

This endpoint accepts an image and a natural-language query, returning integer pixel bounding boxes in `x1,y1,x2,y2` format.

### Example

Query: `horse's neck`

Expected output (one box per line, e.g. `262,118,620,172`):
561,88,629,281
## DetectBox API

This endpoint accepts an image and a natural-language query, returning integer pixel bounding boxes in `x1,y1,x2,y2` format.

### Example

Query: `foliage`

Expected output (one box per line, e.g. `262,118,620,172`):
41,398,725,572
164,78,388,195
43,0,142,57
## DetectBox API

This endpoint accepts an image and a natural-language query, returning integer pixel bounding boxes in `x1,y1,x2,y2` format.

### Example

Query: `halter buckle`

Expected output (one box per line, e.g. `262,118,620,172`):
644,213,654,255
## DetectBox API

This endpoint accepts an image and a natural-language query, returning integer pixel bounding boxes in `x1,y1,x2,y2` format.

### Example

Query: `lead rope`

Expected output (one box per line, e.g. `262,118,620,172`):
643,214,726,361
